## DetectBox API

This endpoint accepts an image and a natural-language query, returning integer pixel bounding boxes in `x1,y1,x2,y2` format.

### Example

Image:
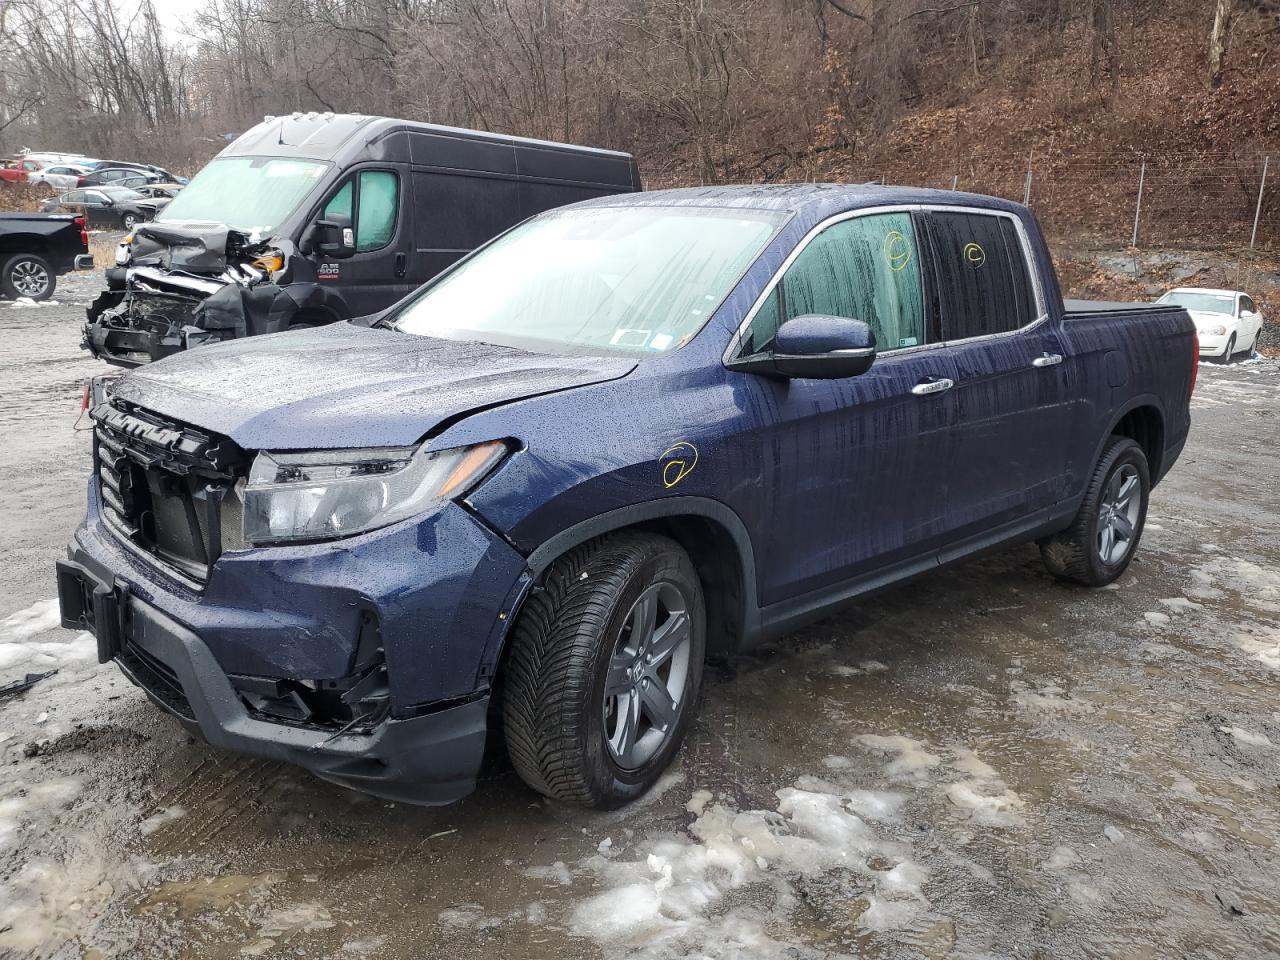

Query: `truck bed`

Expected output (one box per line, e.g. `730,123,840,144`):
1063,298,1177,318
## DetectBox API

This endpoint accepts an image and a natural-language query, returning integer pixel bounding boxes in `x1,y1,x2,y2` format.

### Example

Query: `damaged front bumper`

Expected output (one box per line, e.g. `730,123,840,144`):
58,482,532,804
57,557,489,804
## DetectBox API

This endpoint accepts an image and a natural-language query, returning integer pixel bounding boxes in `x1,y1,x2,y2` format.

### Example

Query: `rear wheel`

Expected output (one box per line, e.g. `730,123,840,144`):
0,253,55,301
1041,436,1150,587
502,533,705,808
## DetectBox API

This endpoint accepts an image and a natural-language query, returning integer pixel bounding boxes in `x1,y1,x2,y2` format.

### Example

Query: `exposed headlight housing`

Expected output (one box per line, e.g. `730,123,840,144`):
243,441,507,544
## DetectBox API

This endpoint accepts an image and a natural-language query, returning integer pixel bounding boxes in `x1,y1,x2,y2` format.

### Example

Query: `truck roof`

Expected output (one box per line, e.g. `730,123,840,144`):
221,113,634,163
566,182,1030,220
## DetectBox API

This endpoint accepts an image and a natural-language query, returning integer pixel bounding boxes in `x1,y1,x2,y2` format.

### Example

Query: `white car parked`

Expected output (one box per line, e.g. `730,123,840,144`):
27,163,92,191
1156,287,1265,360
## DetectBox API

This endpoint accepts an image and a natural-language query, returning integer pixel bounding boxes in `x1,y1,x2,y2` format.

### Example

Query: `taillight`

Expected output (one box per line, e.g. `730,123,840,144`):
80,382,91,413
1189,334,1200,396
76,176,87,186
75,215,88,247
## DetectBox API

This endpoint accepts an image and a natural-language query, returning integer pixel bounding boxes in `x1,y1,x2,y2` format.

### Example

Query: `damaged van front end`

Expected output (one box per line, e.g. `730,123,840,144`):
84,222,348,367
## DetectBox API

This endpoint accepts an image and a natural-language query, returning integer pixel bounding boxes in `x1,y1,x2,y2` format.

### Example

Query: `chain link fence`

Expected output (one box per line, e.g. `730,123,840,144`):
842,151,1279,347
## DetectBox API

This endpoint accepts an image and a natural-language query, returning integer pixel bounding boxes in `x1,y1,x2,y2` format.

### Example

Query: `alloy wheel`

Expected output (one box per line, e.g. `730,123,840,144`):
602,581,692,770
1097,464,1140,565
10,259,50,298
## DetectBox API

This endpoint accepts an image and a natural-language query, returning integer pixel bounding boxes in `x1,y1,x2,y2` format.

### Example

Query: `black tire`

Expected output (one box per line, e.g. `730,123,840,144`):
0,253,56,301
1220,334,1236,363
1041,436,1150,587
502,532,705,808
122,212,140,230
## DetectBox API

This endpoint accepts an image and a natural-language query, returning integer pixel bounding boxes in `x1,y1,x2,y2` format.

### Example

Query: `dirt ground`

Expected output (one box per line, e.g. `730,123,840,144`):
1,274,1278,960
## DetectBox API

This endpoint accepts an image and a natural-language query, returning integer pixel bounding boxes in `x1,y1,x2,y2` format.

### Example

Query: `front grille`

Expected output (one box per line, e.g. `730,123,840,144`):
93,399,248,584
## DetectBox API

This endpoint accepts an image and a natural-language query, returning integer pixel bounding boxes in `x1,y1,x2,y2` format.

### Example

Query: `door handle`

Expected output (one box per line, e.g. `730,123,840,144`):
1033,353,1064,367
394,252,407,278
912,378,955,396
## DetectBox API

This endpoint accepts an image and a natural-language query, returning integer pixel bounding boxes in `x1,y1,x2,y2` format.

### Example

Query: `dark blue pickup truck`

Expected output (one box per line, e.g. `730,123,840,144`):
57,185,1196,808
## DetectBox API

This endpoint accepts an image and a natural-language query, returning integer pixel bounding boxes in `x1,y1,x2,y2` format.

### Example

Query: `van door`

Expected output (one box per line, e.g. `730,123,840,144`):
925,209,1072,539
312,165,415,316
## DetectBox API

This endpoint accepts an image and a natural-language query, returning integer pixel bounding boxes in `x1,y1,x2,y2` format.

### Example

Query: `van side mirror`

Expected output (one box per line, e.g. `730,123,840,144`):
728,315,877,380
309,213,356,259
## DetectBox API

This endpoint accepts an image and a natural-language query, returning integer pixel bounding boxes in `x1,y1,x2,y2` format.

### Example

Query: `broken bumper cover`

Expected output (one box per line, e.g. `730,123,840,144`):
58,486,532,804
58,559,488,804
83,319,190,368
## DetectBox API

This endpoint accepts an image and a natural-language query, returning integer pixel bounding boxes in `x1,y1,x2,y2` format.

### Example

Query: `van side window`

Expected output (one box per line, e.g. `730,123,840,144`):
321,172,399,252
931,212,1037,340
740,212,925,356
356,171,398,251
324,181,353,222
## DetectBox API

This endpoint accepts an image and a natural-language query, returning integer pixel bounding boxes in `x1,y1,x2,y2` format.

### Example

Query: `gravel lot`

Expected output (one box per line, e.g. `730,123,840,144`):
1,277,1278,959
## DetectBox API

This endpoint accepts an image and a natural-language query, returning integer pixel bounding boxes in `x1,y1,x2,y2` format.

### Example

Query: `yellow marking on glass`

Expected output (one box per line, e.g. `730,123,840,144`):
963,242,986,267
884,230,913,273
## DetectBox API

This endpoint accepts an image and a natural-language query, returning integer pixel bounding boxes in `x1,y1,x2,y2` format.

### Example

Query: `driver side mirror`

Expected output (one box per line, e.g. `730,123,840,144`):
307,213,356,260
728,315,877,380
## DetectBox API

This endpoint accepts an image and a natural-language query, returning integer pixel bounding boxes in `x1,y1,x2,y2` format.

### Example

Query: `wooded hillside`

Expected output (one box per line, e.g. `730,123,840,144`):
2,0,1277,246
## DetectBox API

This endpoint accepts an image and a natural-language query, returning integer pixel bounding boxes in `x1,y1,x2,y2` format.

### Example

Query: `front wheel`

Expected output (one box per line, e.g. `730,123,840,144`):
0,253,55,301
502,533,705,808
122,213,140,230
1220,334,1236,363
1041,436,1150,587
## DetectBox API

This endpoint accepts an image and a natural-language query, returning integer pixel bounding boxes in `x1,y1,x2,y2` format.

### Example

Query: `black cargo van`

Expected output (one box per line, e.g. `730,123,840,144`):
84,112,640,366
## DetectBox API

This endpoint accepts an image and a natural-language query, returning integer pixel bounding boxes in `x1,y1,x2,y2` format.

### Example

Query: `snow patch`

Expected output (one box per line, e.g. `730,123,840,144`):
1220,725,1273,749
1233,626,1280,670
856,734,942,779
566,781,934,956
139,805,187,836
0,599,96,678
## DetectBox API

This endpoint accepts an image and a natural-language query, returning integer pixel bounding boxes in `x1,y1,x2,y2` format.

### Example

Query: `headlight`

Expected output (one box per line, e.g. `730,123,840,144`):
1200,325,1227,337
242,441,507,544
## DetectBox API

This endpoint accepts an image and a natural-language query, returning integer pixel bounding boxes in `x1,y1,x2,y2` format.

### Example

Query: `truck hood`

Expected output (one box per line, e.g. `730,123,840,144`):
109,322,638,450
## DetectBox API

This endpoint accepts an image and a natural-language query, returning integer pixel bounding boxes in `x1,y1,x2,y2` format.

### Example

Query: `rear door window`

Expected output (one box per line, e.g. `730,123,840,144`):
930,211,1039,340
739,211,926,356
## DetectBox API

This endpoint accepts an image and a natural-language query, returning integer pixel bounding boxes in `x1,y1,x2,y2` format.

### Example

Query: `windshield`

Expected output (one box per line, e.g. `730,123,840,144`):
1159,291,1235,315
392,206,788,356
157,156,328,234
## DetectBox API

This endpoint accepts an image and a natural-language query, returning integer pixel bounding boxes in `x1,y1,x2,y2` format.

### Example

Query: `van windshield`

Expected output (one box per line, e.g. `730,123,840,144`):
157,156,328,235
391,206,787,356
